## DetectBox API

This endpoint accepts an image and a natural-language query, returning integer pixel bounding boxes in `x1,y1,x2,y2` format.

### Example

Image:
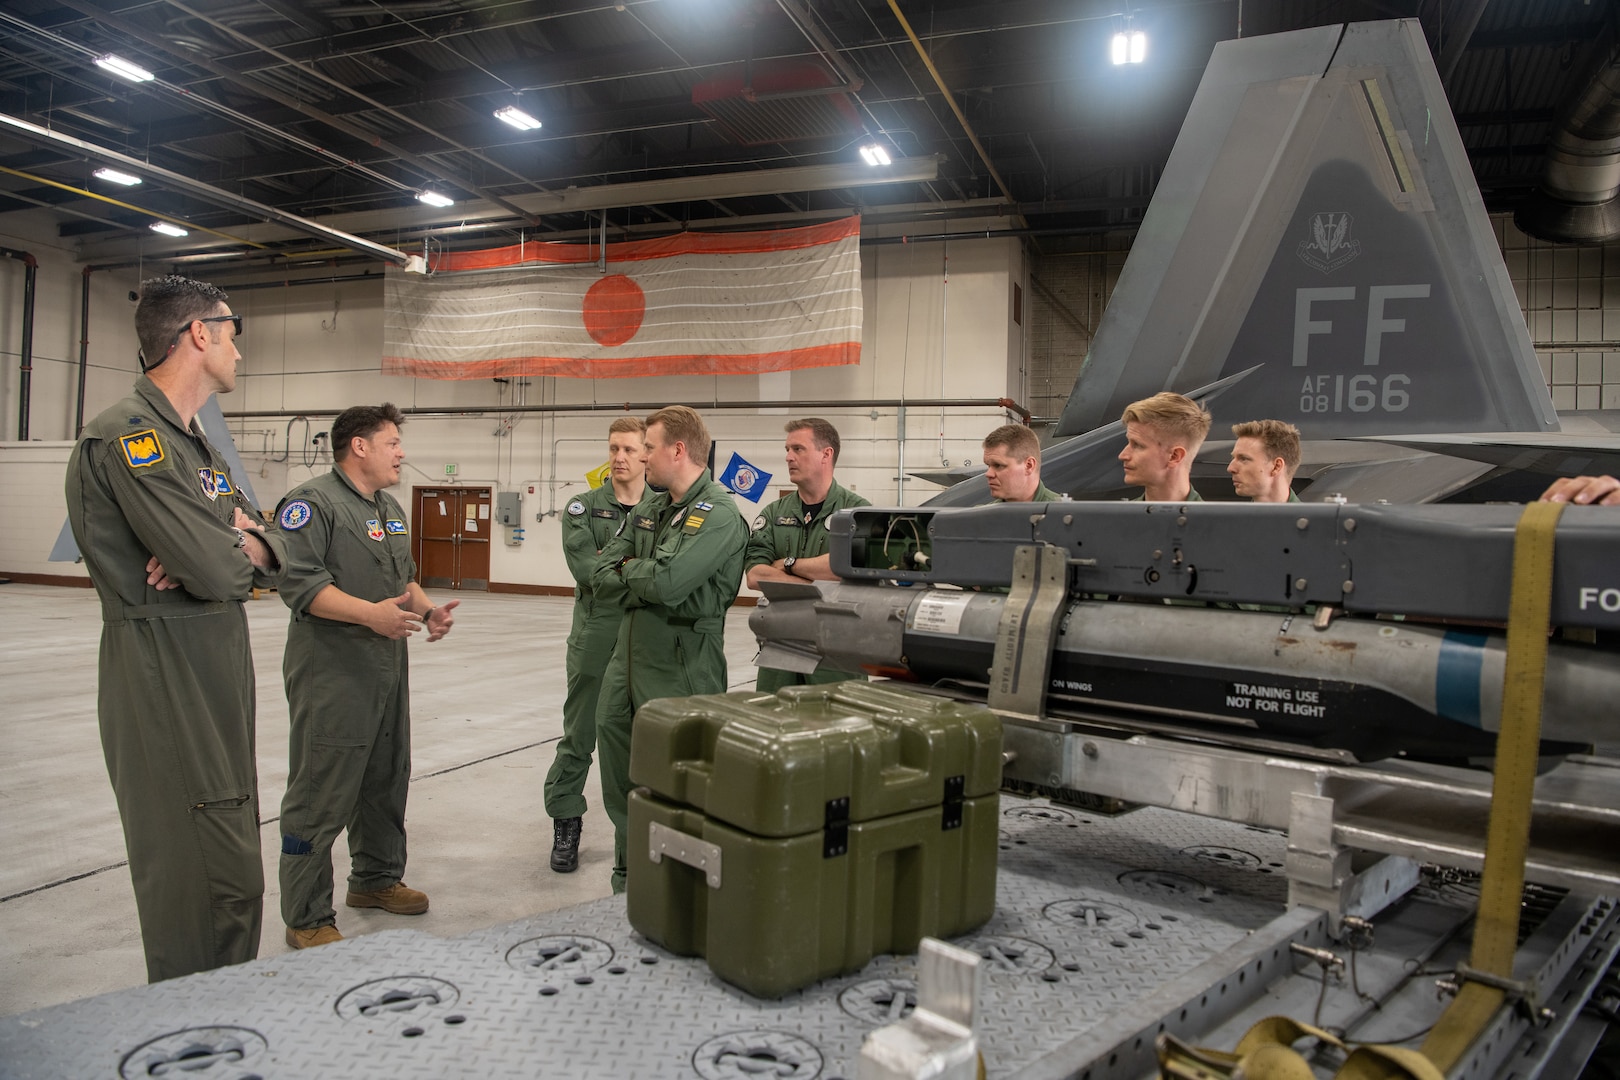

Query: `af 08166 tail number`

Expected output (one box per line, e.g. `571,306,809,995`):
1293,285,1429,414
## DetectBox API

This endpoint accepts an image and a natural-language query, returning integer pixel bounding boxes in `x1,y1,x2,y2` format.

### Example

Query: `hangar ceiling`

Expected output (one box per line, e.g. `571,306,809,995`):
0,0,1615,267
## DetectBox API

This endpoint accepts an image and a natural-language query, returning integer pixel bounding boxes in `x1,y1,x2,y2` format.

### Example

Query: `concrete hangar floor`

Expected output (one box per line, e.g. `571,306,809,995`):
0,583,761,1017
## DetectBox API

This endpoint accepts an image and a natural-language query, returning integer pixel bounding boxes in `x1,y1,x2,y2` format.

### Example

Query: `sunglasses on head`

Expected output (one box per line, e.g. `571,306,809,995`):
141,314,244,372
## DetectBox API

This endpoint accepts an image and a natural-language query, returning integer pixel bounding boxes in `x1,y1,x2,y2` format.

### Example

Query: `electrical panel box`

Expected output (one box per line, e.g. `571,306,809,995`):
496,491,521,526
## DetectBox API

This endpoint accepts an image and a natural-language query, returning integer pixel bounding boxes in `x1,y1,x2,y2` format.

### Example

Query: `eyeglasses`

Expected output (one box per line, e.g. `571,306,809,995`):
143,314,244,372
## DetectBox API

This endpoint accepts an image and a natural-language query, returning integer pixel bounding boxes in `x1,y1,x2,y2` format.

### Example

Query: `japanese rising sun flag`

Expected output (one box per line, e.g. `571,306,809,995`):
383,216,862,379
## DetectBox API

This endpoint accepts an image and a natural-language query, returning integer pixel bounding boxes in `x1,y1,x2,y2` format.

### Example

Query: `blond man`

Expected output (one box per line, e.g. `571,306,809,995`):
545,417,648,873
1119,393,1212,501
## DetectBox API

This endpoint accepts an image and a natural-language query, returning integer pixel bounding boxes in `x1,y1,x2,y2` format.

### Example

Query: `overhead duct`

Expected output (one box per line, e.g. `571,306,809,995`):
693,61,863,145
1514,43,1620,244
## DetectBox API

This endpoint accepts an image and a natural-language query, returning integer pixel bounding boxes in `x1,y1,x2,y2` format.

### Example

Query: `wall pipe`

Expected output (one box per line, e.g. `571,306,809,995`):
2,247,38,440
76,267,92,437
225,397,1031,424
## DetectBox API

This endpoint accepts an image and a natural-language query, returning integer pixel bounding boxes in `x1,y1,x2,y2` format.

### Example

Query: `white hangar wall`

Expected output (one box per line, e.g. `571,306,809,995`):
0,219,1028,590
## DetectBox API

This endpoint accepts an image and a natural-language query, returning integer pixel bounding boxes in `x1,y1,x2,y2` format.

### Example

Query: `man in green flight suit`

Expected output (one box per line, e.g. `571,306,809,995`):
1119,392,1212,502
545,416,648,874
66,274,287,981
1228,419,1303,503
744,417,869,692
982,423,1065,502
593,405,747,894
274,403,460,949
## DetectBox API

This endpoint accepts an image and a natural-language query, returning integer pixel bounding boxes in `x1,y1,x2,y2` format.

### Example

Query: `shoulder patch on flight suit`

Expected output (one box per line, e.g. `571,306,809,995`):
566,499,585,517
695,501,713,512
681,511,706,535
385,519,407,534
198,468,219,500
634,515,656,531
591,508,619,520
752,514,766,533
366,519,386,542
279,500,313,530
120,429,166,469
825,515,834,530
213,471,234,497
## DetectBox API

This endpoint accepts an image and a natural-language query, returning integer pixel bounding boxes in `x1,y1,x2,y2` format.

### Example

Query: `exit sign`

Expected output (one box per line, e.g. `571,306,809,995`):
445,463,458,476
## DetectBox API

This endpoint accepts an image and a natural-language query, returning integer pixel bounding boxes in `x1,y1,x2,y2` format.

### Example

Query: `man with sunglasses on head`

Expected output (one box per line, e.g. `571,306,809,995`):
66,275,287,982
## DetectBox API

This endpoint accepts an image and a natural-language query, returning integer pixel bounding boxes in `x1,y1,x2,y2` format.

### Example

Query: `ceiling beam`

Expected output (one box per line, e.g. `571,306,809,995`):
70,155,940,262
0,111,412,264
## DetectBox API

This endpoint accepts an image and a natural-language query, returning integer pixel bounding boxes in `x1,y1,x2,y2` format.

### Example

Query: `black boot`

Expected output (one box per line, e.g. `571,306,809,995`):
550,816,583,873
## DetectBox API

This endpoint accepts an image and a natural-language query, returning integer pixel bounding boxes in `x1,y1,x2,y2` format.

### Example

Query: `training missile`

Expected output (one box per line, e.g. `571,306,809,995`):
751,580,1615,761
749,501,1620,762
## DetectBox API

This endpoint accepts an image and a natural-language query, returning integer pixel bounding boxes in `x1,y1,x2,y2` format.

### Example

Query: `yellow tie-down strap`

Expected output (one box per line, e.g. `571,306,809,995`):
1157,501,1564,1080
1158,1016,1446,1080
1421,499,1563,1071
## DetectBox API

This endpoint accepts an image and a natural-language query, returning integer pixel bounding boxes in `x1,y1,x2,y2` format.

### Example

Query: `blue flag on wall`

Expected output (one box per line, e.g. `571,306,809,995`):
719,452,773,502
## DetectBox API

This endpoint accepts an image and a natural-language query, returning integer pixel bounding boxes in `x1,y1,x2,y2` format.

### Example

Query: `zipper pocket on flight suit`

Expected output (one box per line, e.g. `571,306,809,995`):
673,635,694,696
191,795,252,813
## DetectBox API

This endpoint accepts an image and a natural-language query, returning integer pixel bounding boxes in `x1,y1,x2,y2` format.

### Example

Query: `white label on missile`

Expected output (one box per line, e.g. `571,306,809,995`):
1225,681,1328,719
913,592,973,635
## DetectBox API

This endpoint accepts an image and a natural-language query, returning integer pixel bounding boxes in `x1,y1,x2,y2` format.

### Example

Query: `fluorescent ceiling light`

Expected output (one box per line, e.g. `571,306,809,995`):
94,54,155,83
494,105,542,131
1112,31,1147,65
93,167,142,186
149,221,188,237
859,144,892,166
417,190,454,208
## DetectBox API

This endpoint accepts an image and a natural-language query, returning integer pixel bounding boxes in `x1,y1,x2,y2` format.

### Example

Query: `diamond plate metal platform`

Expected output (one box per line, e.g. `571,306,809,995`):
0,799,1339,1079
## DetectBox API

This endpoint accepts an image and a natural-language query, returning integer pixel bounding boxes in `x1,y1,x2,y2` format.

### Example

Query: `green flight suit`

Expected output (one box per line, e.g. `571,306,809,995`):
273,468,417,931
1131,486,1205,501
997,481,1067,504
544,482,643,820
65,375,287,982
592,470,747,892
743,479,870,692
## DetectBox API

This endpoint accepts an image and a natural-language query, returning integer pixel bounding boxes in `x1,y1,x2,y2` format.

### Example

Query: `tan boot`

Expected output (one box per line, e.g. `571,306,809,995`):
285,924,344,949
345,881,429,915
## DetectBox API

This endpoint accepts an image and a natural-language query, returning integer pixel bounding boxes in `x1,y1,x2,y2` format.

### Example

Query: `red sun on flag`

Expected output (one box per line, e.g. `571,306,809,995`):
582,273,646,347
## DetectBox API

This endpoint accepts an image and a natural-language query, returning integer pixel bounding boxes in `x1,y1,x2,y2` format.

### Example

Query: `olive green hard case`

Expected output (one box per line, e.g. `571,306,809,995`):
624,682,1002,998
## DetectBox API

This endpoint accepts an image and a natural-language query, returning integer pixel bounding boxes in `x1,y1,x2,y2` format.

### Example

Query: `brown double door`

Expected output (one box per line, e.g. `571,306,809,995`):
412,486,492,591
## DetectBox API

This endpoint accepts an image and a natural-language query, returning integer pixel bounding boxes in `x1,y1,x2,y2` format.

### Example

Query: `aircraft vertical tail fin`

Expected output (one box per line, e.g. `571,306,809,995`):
1054,20,1556,442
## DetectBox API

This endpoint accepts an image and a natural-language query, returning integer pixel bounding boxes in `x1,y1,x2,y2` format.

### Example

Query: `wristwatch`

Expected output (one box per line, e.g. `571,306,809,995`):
783,557,799,578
